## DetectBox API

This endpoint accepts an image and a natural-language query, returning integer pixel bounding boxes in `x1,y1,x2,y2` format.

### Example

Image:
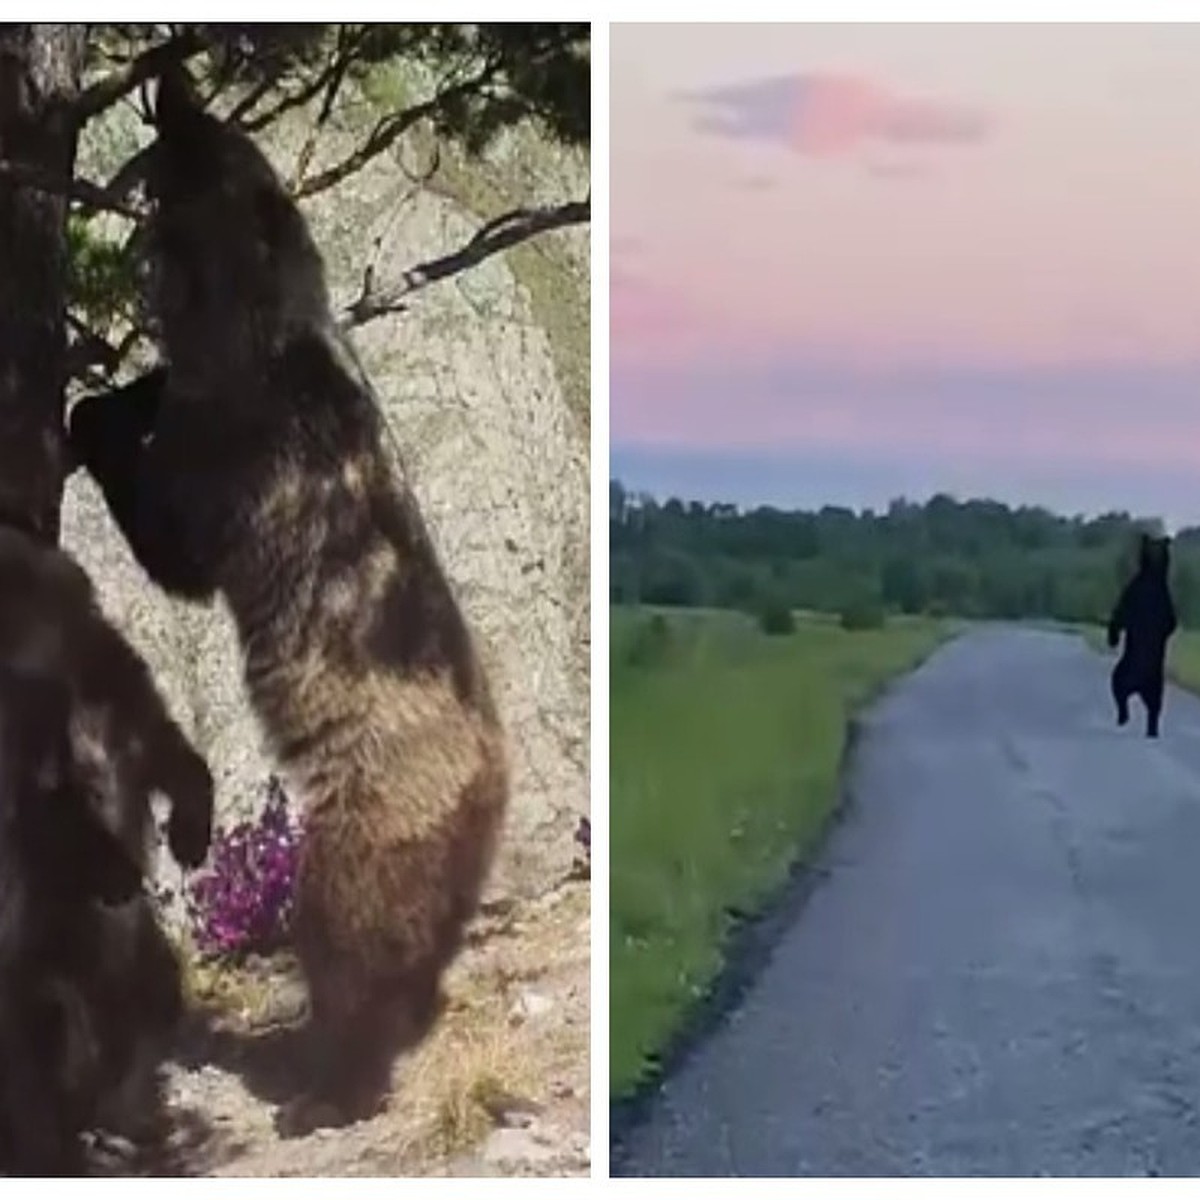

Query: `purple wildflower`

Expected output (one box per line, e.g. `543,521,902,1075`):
185,775,302,959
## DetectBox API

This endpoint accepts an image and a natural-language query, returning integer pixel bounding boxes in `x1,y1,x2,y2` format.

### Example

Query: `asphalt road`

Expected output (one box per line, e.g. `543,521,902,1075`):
615,627,1200,1177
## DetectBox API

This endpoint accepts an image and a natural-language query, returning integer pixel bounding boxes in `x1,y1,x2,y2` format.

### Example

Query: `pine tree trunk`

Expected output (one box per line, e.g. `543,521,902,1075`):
0,23,85,543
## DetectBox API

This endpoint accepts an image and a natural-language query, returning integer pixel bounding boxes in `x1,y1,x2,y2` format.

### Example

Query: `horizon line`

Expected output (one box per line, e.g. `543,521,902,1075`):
609,476,1189,533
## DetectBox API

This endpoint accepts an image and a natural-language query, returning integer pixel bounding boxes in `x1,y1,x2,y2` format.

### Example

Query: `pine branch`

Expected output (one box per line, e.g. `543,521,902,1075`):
72,30,204,125
296,59,503,200
343,194,588,326
0,160,143,220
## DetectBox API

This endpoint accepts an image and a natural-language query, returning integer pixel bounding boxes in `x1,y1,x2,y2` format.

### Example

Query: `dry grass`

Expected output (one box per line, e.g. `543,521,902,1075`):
182,957,285,1026
158,880,589,1177
402,878,589,1165
407,1008,535,1156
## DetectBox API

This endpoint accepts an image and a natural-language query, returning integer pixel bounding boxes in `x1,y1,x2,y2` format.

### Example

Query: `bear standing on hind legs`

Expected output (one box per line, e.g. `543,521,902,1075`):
69,66,510,1137
1107,532,1177,739
0,525,214,1172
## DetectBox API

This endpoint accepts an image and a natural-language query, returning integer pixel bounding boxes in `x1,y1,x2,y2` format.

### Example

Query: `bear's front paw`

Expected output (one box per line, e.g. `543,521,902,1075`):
166,756,214,870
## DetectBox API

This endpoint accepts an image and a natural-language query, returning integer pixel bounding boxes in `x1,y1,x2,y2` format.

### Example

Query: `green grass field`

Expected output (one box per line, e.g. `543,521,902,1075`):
1172,633,1200,691
1079,624,1200,694
609,605,953,1098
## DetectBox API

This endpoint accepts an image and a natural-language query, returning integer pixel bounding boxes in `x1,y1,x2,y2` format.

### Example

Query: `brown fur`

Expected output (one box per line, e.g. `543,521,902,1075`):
69,68,508,1131
0,526,214,1169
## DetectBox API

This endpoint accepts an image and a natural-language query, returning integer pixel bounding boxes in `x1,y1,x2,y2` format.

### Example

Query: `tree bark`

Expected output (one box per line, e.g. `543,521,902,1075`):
0,24,85,542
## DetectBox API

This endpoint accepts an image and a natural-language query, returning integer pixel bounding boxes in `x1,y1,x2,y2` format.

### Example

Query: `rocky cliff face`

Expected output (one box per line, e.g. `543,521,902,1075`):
63,85,590,914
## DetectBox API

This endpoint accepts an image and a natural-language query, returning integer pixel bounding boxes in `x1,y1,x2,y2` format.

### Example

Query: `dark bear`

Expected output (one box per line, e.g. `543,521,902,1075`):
0,669,145,1176
1107,533,1177,738
69,67,509,1136
0,525,215,1165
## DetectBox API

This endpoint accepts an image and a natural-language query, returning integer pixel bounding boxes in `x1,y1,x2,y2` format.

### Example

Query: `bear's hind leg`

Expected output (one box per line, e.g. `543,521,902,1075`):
1111,661,1131,727
274,957,395,1138
1144,672,1165,739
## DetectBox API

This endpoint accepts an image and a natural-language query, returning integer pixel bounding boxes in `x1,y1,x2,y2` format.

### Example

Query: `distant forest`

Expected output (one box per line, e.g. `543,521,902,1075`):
609,480,1200,628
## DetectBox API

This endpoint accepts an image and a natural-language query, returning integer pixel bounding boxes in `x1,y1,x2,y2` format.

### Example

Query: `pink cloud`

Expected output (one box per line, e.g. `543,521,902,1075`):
685,72,990,159
610,271,696,346
610,274,797,369
610,269,766,363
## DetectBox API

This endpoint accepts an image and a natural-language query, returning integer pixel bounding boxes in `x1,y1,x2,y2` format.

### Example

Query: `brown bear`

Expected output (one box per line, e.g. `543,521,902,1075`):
69,67,509,1134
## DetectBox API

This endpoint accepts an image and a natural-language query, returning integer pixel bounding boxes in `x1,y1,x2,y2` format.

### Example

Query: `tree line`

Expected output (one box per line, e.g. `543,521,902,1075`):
610,480,1200,629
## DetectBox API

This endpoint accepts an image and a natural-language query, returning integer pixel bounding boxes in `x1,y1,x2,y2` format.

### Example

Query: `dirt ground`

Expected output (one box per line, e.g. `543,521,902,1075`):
86,876,590,1178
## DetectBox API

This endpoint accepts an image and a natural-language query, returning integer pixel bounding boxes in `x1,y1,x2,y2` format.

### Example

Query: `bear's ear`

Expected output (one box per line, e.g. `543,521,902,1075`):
153,65,204,137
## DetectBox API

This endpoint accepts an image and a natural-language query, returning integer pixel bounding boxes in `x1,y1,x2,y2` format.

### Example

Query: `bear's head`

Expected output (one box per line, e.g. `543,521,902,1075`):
142,65,330,381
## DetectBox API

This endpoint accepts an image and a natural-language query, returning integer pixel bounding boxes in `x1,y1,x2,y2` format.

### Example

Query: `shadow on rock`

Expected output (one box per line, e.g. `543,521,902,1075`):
174,1010,314,1110
84,1098,245,1177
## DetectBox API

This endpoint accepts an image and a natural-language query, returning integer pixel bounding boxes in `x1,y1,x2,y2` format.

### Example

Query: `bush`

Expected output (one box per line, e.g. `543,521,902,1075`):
185,776,302,960
839,598,885,631
625,613,674,668
758,600,796,636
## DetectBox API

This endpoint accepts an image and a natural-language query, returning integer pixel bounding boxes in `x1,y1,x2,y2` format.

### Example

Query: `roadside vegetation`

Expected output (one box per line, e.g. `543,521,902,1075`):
609,605,952,1097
